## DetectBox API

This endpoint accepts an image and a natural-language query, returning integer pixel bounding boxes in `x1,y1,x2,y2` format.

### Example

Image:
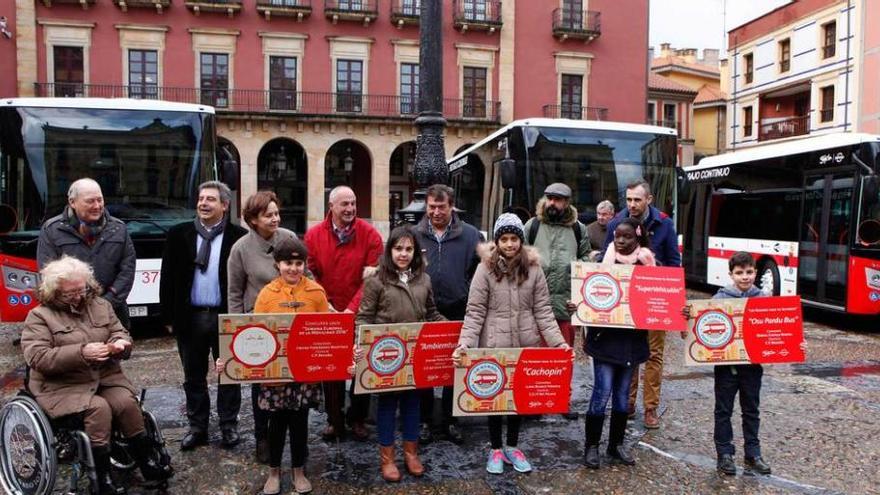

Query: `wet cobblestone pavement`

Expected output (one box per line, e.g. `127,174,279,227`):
2,293,880,494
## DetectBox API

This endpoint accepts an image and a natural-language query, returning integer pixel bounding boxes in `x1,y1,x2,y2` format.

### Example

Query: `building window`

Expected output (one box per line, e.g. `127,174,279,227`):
200,53,229,108
400,62,419,115
129,49,158,100
560,74,583,119
269,56,297,111
743,106,753,137
338,0,365,11
54,46,84,97
463,0,488,21
462,66,487,118
336,59,363,112
779,39,790,73
820,85,835,123
823,22,836,59
561,0,583,29
663,103,676,131
646,102,655,123
744,53,753,84
401,0,419,16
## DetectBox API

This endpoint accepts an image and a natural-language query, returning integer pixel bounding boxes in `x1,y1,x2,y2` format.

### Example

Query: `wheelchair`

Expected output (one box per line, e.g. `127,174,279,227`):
0,385,173,495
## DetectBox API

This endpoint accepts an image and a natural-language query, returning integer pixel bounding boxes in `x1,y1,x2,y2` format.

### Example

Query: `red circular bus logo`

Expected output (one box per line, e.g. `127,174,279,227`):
465,360,506,400
581,273,622,312
368,335,408,376
695,310,736,349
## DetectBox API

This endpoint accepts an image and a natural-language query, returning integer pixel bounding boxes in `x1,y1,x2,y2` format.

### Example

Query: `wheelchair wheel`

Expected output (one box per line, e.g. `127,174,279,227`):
0,395,58,495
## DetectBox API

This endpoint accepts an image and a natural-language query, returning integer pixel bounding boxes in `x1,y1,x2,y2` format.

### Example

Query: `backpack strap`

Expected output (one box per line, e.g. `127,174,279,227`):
572,222,583,247
527,219,541,245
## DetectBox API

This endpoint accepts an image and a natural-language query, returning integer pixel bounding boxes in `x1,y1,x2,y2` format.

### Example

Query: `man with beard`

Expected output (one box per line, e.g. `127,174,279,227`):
524,183,590,419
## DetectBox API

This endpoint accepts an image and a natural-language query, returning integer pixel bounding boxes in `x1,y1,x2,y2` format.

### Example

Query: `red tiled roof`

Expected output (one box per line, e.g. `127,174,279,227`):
651,56,721,77
648,74,698,95
694,84,727,105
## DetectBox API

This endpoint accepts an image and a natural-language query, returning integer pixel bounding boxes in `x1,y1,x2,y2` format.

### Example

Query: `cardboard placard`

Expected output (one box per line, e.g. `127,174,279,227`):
452,348,573,416
353,321,463,394
571,262,687,331
685,296,805,366
217,313,355,384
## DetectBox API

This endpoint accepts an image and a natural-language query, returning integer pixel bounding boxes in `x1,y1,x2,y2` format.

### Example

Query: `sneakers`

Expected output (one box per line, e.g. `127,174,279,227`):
502,447,533,473
486,449,505,474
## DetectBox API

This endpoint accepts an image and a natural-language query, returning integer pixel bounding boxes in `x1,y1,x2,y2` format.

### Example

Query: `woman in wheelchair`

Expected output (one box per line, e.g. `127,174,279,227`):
20,256,172,494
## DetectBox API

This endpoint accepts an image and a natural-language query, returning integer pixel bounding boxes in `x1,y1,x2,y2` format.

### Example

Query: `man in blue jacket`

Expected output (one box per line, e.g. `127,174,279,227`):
603,178,680,429
414,184,482,444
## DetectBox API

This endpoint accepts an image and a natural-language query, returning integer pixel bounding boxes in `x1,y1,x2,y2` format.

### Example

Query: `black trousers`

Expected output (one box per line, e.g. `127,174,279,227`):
177,310,241,432
488,415,521,449
714,364,763,458
252,384,269,440
323,380,369,430
268,408,309,468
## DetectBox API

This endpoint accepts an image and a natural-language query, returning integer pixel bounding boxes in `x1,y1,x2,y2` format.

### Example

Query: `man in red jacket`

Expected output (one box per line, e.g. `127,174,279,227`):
304,185,383,441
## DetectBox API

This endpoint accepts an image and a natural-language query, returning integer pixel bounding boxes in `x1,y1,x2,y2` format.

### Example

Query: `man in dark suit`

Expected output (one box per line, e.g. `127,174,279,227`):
160,180,247,451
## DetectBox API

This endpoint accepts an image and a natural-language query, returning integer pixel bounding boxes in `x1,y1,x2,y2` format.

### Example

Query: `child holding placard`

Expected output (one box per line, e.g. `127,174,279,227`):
354,225,445,482
683,251,771,476
583,217,654,469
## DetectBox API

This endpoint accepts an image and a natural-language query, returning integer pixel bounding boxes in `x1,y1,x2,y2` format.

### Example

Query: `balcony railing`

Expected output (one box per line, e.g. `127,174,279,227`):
34,83,501,122
543,105,607,121
453,0,502,32
115,0,170,12
256,0,312,20
779,59,790,72
184,0,243,16
759,115,809,141
42,0,95,8
552,9,600,41
390,0,420,27
820,108,834,123
324,0,378,24
648,119,682,136
822,44,836,58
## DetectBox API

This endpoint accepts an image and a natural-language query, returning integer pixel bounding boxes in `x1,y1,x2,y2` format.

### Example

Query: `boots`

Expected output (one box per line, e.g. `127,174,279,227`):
583,414,604,469
402,440,424,476
606,412,636,465
92,445,126,495
379,445,401,482
128,432,173,483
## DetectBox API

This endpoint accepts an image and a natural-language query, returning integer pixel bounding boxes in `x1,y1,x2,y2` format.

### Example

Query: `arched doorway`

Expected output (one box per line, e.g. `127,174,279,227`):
389,141,417,224
325,140,372,219
257,138,307,234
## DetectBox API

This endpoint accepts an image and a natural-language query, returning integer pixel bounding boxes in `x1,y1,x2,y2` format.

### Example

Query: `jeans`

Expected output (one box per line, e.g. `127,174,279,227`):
488,415,521,449
588,359,636,416
714,364,763,458
268,408,309,468
177,310,241,432
377,391,420,446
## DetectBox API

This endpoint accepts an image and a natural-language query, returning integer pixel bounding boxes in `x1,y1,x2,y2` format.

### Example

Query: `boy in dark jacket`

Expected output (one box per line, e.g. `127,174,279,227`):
691,251,772,476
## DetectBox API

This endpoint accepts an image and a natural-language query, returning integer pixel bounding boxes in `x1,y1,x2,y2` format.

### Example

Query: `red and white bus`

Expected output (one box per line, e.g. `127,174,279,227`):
679,133,880,314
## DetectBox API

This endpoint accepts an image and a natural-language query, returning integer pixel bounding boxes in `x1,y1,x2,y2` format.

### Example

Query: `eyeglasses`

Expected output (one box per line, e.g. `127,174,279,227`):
58,287,92,299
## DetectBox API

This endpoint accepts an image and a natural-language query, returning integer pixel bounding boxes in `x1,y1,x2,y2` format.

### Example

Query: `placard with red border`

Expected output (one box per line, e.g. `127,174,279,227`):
353,321,462,394
452,348,573,416
571,262,687,331
684,296,805,366
217,313,354,384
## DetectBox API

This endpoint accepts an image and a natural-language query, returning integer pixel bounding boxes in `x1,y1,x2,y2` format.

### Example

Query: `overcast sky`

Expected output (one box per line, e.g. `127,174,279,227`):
649,0,792,54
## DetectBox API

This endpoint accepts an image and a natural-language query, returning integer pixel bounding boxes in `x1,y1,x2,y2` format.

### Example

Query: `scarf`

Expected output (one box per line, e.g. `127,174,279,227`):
333,221,354,246
67,207,107,247
602,243,656,267
194,216,227,273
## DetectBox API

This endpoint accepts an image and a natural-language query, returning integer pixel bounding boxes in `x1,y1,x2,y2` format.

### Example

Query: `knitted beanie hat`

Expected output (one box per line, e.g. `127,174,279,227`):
273,237,309,263
493,212,525,242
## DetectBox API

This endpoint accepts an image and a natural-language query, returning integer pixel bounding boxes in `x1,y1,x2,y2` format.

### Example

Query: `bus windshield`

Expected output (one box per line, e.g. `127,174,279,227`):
0,105,215,254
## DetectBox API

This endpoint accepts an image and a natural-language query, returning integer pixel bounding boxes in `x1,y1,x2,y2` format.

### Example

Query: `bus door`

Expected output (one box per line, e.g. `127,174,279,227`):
799,172,854,306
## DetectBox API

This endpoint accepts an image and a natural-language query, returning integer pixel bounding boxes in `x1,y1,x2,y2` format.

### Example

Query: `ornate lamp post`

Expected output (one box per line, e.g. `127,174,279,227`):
396,0,447,225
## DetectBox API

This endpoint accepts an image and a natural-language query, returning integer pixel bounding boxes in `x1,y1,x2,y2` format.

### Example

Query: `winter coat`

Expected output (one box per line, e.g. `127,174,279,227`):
227,228,298,313
37,209,136,304
457,244,566,349
22,297,136,418
524,198,591,320
604,205,680,268
584,259,650,367
586,221,608,253
159,220,247,331
355,269,445,326
304,215,383,312
254,276,329,411
413,213,482,315
712,285,764,300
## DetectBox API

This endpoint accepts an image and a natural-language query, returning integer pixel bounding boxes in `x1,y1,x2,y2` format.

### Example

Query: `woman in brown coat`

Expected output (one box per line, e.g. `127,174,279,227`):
453,213,570,476
355,225,444,482
22,256,171,494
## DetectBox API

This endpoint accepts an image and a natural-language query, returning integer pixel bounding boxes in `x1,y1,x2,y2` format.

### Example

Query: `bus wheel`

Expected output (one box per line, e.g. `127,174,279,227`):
757,260,781,296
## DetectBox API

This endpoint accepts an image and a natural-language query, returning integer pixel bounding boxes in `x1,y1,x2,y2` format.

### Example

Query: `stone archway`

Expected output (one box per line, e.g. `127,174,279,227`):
325,140,372,219
389,141,417,224
257,138,308,234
